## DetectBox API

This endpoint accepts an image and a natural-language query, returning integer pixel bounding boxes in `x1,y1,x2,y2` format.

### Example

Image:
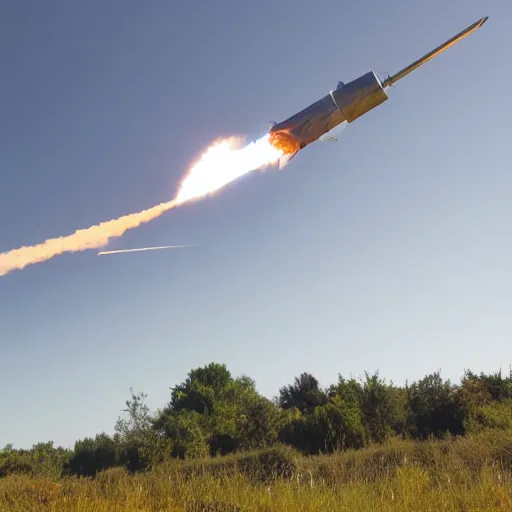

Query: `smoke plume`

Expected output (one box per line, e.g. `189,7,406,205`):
0,200,176,276
0,134,283,277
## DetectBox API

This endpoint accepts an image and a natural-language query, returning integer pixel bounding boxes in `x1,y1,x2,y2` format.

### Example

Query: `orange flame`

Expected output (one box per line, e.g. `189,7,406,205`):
175,134,283,204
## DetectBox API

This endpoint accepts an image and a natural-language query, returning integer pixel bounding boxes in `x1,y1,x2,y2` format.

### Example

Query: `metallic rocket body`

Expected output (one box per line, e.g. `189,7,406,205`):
269,17,488,161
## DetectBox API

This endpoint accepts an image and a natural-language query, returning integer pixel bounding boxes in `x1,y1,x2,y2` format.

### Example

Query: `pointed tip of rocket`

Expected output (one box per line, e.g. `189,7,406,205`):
382,15,489,88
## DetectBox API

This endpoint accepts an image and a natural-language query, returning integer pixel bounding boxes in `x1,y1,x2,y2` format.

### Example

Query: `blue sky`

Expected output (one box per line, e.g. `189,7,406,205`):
1,0,510,449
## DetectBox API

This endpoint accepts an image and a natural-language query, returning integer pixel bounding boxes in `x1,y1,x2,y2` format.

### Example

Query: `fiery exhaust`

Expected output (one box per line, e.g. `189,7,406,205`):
0,134,283,277
175,134,283,204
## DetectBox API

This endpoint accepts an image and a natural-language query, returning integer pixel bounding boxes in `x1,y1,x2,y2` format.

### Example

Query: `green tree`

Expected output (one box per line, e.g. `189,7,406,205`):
114,389,172,472
407,372,464,439
64,433,119,477
359,372,411,443
462,370,512,402
159,363,268,456
278,409,319,455
313,396,366,451
279,397,365,454
464,399,512,434
328,375,363,406
237,395,282,450
0,445,34,478
0,442,71,480
30,442,72,479
278,373,328,414
154,410,209,459
169,363,241,415
328,372,410,443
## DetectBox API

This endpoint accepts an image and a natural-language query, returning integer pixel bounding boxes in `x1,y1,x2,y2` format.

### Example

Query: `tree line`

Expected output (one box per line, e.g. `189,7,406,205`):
2,363,512,478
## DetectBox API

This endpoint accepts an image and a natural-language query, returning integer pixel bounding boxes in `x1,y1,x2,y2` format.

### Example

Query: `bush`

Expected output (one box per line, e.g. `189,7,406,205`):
176,444,300,484
464,400,512,434
0,454,35,478
63,434,121,477
0,442,71,480
237,444,300,482
279,399,365,454
3,431,512,511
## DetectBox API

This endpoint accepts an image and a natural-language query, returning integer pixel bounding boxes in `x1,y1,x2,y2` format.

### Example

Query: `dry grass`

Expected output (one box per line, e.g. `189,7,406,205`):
2,431,512,511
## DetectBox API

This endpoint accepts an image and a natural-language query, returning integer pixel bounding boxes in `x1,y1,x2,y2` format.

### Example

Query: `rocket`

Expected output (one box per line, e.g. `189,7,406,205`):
268,16,488,167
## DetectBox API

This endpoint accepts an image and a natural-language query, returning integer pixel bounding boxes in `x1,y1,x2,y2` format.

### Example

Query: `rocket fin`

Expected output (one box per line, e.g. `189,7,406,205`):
319,120,348,142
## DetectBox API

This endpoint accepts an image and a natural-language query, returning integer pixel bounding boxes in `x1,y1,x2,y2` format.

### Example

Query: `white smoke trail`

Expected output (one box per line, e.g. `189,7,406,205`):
98,244,199,256
0,200,177,277
0,134,283,278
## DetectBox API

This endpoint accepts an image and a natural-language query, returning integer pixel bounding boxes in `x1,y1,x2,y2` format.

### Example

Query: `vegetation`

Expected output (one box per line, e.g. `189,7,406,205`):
2,363,512,510
2,432,512,511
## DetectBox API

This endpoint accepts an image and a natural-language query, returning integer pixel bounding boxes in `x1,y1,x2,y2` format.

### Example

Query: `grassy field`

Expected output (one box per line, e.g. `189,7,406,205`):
2,431,512,511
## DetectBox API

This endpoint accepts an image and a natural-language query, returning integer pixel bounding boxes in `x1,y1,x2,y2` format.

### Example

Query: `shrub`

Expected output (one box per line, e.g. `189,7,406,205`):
237,444,299,482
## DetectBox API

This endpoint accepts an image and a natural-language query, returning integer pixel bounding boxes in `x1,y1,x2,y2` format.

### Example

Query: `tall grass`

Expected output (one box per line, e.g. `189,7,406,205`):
2,431,512,511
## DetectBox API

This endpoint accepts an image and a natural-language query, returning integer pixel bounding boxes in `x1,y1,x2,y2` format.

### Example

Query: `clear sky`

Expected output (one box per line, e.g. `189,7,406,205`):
1,0,510,449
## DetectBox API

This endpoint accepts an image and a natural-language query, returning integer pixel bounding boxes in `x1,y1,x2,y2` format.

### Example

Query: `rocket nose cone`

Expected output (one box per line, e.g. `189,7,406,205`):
479,16,489,27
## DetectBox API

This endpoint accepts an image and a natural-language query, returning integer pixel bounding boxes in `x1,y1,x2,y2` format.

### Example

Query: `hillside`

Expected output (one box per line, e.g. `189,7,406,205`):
2,431,512,511
2,363,512,510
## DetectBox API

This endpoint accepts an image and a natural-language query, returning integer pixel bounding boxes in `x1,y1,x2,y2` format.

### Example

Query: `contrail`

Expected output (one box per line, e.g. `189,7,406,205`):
98,244,199,256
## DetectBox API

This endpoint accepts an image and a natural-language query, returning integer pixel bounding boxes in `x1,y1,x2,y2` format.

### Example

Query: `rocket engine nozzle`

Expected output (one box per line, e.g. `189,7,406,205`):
268,130,301,155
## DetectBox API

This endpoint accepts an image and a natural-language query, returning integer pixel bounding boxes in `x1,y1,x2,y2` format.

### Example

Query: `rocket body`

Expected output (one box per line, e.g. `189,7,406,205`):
269,17,488,160
269,71,387,157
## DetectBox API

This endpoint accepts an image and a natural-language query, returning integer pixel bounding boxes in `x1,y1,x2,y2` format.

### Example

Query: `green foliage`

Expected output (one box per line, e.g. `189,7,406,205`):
114,389,172,471
0,442,71,480
176,444,300,483
169,363,248,415
4,432,512,511
328,375,363,406
278,373,327,414
464,399,512,434
278,396,365,455
278,410,317,454
236,444,300,482
407,372,464,439
329,372,410,444
464,369,512,401
4,362,512,483
0,450,34,479
155,409,210,459
64,433,120,477
359,373,403,443
236,395,282,450
158,363,279,457
314,397,366,451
